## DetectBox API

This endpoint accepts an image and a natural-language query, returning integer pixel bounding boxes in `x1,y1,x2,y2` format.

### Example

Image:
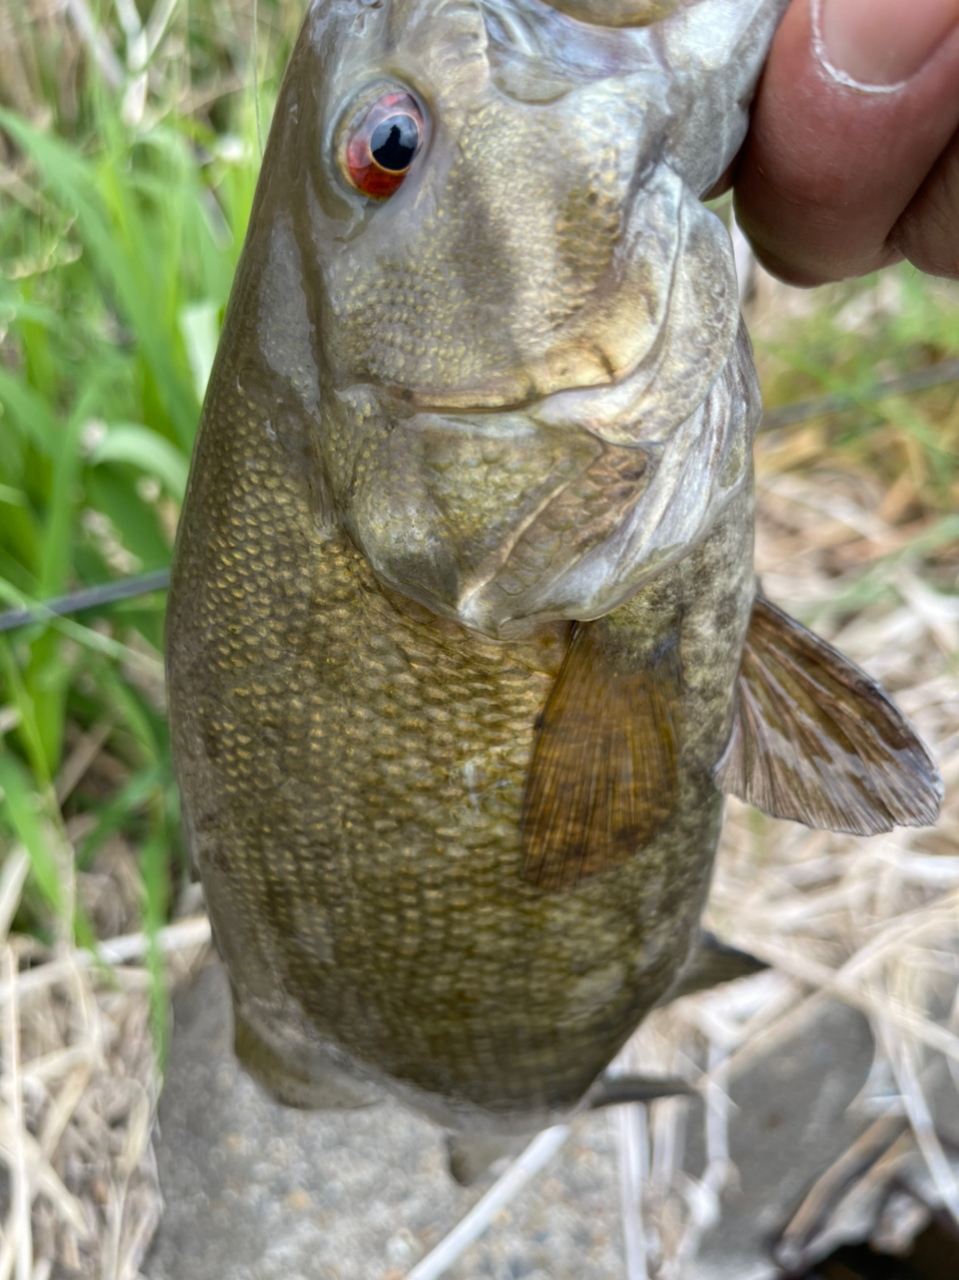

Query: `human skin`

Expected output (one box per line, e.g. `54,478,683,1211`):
732,0,959,284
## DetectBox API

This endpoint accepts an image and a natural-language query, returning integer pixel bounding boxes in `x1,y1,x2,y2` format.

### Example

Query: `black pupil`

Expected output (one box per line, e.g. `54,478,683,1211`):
370,114,419,172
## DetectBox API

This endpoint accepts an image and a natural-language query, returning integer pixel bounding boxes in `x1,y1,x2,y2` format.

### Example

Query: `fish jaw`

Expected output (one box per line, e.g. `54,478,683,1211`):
329,321,759,639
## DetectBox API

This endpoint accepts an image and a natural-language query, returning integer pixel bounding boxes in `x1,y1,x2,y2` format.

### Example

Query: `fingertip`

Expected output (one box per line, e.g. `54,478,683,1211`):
816,0,959,90
890,129,959,279
702,161,735,203
733,176,905,286
731,200,883,287
734,0,959,285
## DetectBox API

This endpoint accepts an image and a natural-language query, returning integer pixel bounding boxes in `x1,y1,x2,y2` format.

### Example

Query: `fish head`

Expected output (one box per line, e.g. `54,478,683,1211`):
222,0,784,634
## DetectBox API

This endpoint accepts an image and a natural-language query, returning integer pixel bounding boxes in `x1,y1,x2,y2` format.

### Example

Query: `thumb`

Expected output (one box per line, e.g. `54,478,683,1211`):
733,0,959,285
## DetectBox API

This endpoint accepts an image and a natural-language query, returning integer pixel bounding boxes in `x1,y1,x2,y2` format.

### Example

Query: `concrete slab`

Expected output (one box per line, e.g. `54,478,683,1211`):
147,965,942,1279
145,963,627,1280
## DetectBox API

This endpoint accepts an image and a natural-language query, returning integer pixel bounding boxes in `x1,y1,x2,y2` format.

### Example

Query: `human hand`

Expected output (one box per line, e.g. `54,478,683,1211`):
732,0,959,284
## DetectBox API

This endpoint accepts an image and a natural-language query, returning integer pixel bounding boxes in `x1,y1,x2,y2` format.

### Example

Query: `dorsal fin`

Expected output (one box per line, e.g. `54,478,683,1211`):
521,621,681,892
715,596,943,835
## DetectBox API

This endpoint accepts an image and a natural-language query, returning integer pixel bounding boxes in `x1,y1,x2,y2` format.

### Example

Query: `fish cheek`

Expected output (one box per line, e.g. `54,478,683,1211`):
315,91,639,402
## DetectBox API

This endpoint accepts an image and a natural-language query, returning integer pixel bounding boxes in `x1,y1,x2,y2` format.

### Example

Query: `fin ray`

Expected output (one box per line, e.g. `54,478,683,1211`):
716,596,943,834
445,1133,526,1185
588,1074,696,1108
521,622,681,892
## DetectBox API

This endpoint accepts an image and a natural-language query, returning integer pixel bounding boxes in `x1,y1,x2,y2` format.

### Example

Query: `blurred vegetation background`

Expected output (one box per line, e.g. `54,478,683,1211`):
0,0,957,1016
0,0,306,1030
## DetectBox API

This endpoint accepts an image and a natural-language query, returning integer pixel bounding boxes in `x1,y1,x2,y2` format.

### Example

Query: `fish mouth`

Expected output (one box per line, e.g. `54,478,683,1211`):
389,178,740,448
393,304,661,426
395,284,737,450
543,0,688,28
393,352,627,422
394,336,663,446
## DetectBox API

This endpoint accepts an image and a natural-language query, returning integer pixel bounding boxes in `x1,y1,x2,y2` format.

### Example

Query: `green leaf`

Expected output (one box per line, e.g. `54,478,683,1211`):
75,763,167,868
0,752,63,914
92,424,190,502
37,410,85,600
0,108,202,450
0,636,53,786
179,302,220,403
0,367,59,455
141,826,170,1063
85,469,173,571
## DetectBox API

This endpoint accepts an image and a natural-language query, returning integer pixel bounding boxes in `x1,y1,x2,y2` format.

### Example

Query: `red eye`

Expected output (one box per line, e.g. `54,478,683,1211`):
343,91,425,199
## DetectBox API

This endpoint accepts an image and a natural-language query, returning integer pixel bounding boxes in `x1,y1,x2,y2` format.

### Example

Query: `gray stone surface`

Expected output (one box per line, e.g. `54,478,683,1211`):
685,1000,877,1280
146,967,902,1280
145,963,627,1280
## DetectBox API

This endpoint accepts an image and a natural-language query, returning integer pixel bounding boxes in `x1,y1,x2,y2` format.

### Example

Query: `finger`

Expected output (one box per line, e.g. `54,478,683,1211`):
733,0,959,285
892,125,959,277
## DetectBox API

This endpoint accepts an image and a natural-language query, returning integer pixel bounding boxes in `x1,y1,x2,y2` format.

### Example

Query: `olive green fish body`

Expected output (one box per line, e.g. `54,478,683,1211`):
168,321,753,1125
168,0,941,1140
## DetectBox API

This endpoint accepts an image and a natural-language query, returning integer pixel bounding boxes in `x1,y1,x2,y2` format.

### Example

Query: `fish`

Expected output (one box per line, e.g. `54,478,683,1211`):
165,0,943,1175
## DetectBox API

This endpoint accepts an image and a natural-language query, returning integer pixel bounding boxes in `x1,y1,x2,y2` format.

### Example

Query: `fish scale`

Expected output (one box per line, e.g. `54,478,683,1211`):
168,0,941,1162
170,309,752,1122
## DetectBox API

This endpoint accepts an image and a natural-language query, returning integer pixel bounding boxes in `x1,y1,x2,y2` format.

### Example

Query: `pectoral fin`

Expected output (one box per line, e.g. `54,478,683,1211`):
521,622,681,892
715,596,943,834
658,929,768,1004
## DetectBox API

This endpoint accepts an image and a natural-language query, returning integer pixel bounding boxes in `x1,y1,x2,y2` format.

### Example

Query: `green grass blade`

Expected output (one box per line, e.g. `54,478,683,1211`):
0,751,63,915
92,424,190,503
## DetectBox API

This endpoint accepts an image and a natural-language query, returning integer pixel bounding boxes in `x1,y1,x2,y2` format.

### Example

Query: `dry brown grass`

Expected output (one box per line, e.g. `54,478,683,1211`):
0,843,209,1279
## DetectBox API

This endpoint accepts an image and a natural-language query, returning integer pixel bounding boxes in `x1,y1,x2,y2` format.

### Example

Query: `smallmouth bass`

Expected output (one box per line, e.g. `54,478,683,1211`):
166,0,942,1158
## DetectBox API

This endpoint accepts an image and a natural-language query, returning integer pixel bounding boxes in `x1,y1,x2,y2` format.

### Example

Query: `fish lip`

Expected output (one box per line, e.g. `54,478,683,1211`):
382,352,653,427
378,381,651,449
383,383,542,417
376,347,664,444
